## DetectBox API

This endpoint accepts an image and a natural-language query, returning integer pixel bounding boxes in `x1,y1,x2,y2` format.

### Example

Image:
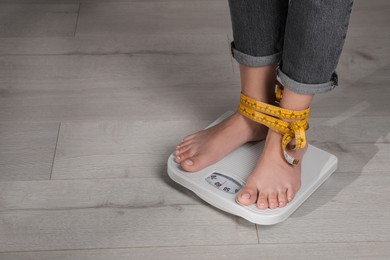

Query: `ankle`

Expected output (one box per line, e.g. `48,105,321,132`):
239,64,277,103
279,87,314,111
234,112,266,140
265,129,307,164
265,128,283,144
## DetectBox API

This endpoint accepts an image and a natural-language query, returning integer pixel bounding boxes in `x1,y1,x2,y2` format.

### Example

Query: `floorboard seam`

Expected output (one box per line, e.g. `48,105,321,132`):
74,1,81,37
0,241,388,254
0,202,202,212
255,224,260,244
49,122,61,180
0,243,259,254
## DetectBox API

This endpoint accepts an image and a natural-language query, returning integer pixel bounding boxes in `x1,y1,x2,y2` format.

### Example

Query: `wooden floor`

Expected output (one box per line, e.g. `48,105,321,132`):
0,0,389,259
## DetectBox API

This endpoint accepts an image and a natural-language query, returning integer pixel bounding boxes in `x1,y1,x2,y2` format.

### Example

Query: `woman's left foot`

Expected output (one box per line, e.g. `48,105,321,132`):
236,128,307,209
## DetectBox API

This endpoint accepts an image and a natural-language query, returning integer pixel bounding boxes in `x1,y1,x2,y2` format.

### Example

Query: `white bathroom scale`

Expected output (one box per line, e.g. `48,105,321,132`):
167,111,337,225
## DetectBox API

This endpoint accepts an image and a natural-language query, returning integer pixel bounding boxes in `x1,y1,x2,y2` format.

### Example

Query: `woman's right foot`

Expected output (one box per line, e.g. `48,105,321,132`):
175,112,268,172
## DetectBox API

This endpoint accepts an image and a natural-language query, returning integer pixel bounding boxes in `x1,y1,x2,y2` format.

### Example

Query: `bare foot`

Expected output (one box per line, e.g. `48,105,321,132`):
235,86,312,209
175,112,268,172
236,128,307,209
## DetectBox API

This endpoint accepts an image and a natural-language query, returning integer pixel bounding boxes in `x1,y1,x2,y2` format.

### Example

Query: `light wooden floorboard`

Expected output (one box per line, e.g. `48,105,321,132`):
316,143,389,174
0,122,59,181
347,0,390,38
310,65,390,117
0,242,389,260
0,42,236,122
309,116,390,144
0,177,199,210
337,36,390,84
0,4,78,37
1,171,389,247
0,206,257,251
76,1,231,36
51,120,211,179
257,171,390,243
0,34,231,56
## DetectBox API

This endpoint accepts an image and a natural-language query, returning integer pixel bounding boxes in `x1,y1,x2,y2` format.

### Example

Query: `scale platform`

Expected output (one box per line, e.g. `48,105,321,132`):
167,112,337,225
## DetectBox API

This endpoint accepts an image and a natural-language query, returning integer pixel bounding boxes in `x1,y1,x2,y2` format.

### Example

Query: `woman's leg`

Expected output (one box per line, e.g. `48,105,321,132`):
175,0,289,172
237,0,355,208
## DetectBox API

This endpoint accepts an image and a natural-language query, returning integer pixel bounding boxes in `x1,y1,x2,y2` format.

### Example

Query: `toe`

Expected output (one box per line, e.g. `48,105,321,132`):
176,144,192,158
257,192,268,209
174,149,181,163
268,192,278,209
182,134,196,142
180,153,214,172
278,189,288,208
178,139,194,148
287,187,296,202
236,185,257,206
177,147,196,164
175,146,187,163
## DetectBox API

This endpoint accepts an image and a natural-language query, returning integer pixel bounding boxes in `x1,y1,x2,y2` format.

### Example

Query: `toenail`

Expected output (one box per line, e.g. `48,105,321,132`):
176,156,181,160
241,193,250,199
288,197,293,201
185,160,193,166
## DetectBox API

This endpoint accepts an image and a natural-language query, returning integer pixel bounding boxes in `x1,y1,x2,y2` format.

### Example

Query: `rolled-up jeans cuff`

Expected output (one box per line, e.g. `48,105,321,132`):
277,67,338,95
230,41,281,67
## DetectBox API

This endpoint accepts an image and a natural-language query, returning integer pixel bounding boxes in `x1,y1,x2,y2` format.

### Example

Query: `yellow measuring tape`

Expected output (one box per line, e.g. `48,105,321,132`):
237,82,310,165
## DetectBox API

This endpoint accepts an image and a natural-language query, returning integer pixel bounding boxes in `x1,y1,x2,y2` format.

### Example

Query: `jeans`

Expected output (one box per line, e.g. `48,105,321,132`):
228,0,354,94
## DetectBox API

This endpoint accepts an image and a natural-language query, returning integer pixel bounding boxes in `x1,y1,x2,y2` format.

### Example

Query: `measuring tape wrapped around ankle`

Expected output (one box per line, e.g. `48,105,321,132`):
237,90,310,165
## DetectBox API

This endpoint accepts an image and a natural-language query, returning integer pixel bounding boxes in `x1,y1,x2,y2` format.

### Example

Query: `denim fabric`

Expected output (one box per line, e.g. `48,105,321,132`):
228,0,354,94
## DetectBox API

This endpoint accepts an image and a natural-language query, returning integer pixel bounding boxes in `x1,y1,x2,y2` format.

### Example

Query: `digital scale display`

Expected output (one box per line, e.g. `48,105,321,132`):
205,172,243,194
